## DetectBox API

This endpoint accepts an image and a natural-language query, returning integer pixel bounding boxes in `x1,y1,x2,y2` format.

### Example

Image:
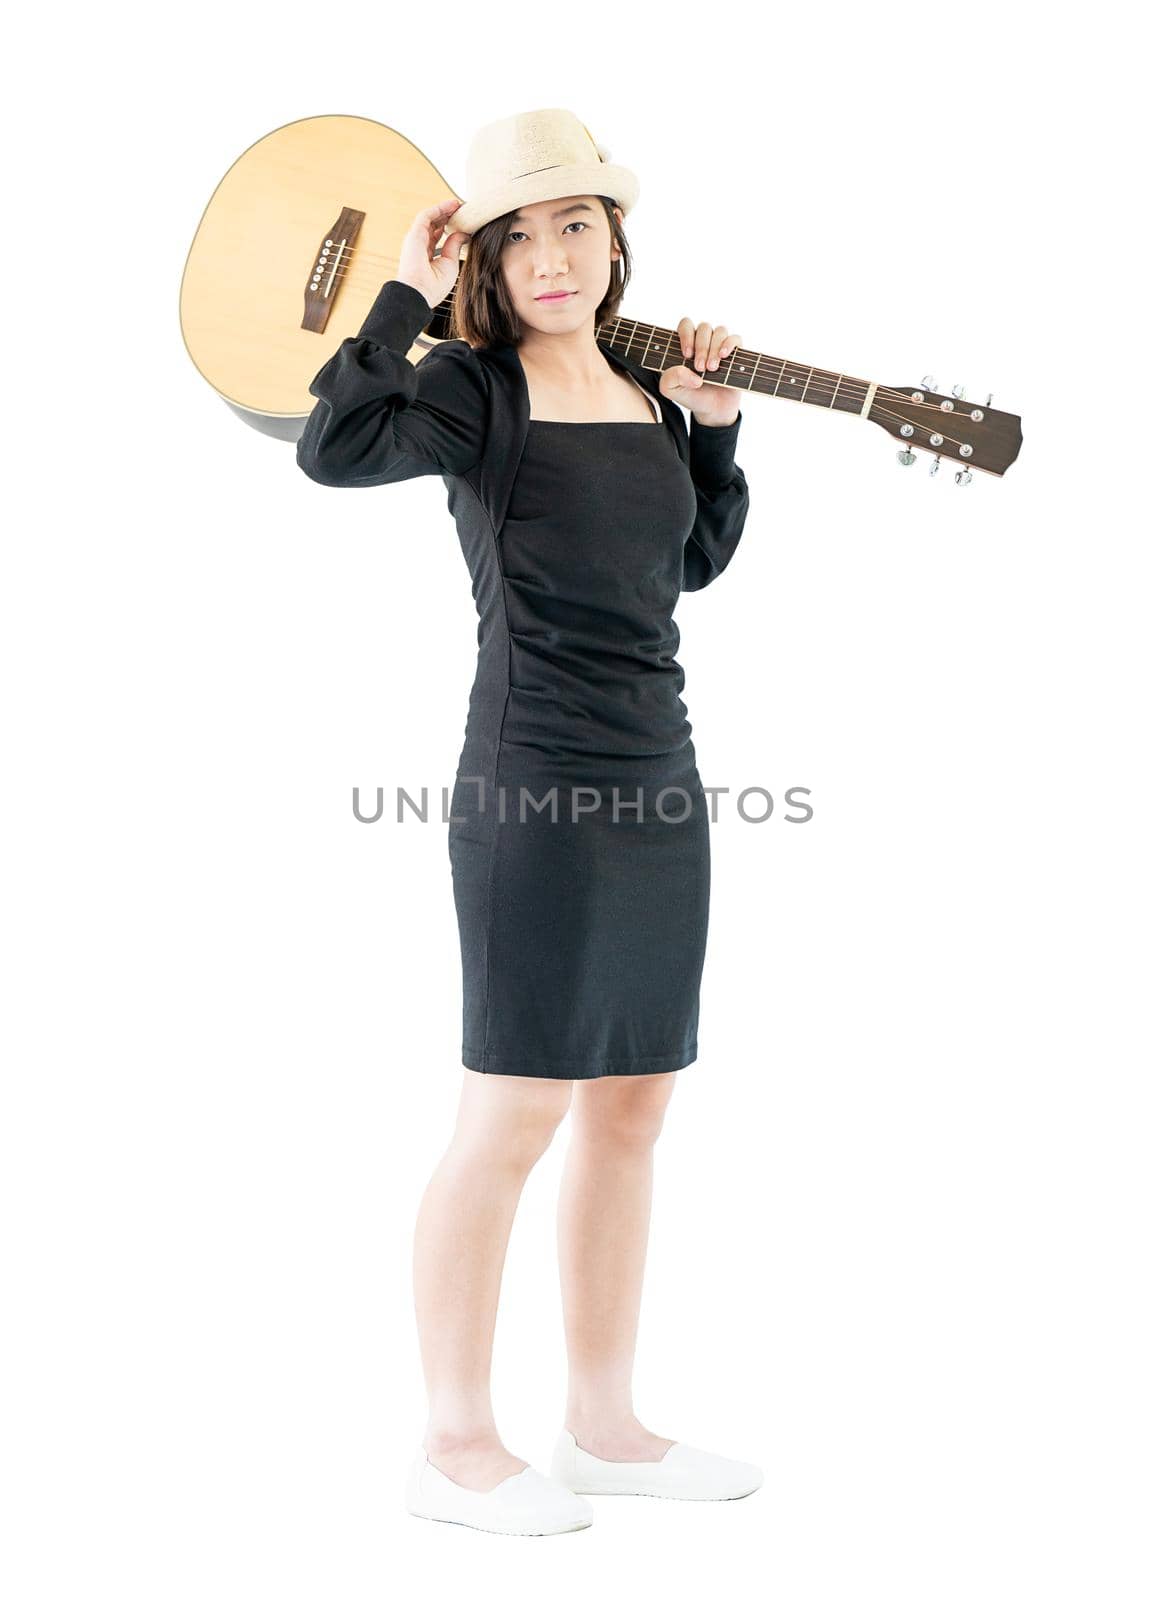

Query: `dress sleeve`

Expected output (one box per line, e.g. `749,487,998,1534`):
296,279,489,487
681,411,750,592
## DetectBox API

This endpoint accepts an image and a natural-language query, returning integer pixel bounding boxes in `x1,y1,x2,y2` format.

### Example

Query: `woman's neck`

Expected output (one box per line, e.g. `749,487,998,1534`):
516,323,609,391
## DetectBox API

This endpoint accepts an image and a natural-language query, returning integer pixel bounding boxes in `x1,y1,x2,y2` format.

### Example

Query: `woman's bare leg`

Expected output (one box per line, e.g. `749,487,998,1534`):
557,1070,681,1461
413,1069,573,1490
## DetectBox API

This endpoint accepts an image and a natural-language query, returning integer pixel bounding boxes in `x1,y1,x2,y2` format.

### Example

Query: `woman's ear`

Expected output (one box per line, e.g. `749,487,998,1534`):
610,205,624,262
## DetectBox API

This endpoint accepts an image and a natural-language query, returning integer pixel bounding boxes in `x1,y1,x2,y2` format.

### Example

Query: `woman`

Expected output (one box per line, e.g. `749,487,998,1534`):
297,109,761,1536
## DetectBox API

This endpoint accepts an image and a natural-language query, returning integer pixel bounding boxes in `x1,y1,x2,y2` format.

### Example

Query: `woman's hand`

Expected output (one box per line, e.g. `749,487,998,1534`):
396,200,469,312
659,318,742,426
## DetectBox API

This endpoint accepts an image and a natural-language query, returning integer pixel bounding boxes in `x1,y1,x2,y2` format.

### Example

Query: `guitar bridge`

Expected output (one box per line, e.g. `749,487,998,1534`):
301,207,366,332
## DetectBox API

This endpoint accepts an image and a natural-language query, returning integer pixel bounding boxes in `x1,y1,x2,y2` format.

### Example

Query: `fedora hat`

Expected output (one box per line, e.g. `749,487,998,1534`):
445,108,639,237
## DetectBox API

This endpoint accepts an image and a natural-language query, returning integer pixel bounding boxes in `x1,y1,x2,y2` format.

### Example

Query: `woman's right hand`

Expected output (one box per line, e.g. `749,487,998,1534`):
396,200,469,311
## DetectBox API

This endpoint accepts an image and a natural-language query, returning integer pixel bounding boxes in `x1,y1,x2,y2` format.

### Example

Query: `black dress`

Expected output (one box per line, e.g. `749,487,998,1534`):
296,280,750,1080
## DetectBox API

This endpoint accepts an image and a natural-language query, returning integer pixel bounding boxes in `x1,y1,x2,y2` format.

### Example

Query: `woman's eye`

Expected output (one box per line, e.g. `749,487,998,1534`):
506,221,587,245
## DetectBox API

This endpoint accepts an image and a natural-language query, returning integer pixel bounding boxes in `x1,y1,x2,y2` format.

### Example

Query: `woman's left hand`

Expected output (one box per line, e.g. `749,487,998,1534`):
658,318,742,426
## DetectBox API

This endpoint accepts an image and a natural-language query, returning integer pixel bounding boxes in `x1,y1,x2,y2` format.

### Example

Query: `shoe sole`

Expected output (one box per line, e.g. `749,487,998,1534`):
407,1505,592,1535
561,1482,761,1501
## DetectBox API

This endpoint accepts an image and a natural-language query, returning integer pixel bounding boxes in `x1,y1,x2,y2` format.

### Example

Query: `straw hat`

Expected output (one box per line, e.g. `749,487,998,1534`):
445,108,639,237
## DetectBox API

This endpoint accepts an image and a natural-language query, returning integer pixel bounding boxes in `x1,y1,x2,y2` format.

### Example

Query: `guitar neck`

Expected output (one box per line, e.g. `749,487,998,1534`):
596,316,1022,478
425,298,1021,476
598,317,876,418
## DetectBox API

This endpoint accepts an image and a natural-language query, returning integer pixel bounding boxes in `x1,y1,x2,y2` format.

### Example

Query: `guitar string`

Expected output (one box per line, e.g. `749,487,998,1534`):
593,327,964,414
305,264,978,416
306,294,936,413
859,404,971,453
306,301,971,447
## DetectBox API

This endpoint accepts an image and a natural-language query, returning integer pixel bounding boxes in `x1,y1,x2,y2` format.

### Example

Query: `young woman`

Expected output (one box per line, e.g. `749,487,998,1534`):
298,109,761,1536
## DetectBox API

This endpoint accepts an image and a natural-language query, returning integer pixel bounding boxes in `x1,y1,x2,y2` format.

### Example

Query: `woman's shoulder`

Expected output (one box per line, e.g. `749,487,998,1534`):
417,334,506,397
419,336,526,417
413,335,495,413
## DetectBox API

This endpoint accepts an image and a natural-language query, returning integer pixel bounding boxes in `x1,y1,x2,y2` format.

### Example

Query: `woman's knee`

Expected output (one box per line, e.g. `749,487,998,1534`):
573,1072,678,1149
454,1071,574,1169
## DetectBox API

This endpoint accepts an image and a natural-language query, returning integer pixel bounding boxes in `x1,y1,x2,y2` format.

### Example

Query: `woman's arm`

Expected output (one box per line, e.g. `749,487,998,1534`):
296,279,488,487
681,411,750,592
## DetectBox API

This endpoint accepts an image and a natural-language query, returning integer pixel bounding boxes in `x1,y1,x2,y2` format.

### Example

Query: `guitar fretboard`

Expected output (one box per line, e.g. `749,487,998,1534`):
598,317,874,418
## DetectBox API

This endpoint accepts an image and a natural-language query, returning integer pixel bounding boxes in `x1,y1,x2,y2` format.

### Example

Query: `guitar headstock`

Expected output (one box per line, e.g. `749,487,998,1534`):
868,378,1023,482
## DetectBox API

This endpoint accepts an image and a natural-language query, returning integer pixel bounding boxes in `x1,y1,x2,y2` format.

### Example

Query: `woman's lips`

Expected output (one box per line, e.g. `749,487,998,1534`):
536,291,576,301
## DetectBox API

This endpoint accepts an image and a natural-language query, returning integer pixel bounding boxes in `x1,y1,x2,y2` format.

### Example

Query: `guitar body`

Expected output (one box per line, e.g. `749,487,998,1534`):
180,114,455,441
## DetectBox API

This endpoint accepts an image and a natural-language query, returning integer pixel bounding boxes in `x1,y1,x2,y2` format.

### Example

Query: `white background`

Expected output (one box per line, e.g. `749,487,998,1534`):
4,3,1154,1595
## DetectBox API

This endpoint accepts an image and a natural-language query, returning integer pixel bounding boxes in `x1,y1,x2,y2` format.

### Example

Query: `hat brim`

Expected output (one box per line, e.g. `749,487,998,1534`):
445,163,639,237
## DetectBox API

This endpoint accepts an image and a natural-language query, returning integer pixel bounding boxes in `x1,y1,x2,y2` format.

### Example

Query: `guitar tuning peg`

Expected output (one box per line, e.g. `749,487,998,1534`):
929,455,941,476
986,393,993,406
896,447,916,466
921,375,937,391
951,383,966,399
955,467,973,486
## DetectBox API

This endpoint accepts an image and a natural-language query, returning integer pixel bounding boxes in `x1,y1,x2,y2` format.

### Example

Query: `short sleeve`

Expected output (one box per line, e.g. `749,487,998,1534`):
296,279,489,487
680,411,750,592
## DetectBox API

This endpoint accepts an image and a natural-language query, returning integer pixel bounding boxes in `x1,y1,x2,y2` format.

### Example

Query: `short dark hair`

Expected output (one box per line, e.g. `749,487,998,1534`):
448,194,632,349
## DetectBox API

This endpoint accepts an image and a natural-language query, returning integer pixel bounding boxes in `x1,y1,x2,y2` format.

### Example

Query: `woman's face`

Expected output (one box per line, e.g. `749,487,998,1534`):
499,194,622,333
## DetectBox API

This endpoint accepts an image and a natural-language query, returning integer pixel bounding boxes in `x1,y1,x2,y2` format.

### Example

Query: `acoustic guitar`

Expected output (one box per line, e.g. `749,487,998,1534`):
180,114,1023,484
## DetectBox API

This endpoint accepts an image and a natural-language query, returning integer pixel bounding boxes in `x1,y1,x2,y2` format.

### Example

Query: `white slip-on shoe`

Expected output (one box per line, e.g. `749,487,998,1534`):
405,1449,594,1535
549,1429,763,1501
